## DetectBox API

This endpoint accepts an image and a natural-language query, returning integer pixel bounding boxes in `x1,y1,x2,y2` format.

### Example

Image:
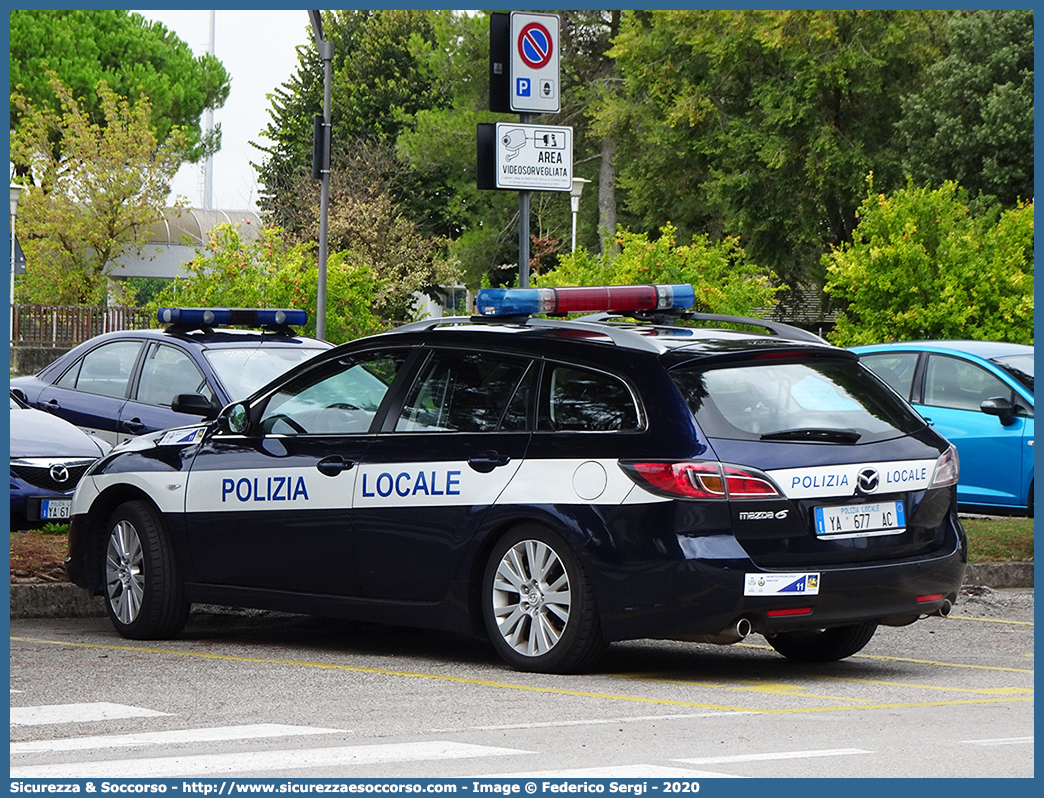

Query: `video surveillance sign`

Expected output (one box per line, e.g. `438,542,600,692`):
494,123,573,191
510,12,560,113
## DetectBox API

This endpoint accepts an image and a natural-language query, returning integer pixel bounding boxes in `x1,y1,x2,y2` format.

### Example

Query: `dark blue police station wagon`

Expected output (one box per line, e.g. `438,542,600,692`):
66,286,967,673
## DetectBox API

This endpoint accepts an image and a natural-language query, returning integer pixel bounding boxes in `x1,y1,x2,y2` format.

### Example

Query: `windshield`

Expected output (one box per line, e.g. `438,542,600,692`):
671,358,926,444
992,354,1034,395
204,346,327,400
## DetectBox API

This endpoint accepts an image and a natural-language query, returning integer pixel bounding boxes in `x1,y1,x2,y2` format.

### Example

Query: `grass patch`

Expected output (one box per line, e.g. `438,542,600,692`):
961,515,1034,563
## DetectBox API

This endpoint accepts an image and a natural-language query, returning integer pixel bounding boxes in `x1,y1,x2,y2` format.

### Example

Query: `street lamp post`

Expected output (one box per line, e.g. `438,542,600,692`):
570,177,590,252
308,10,333,341
10,182,23,343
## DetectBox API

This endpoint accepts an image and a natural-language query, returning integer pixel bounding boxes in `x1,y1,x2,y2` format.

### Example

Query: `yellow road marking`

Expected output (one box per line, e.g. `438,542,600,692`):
736,641,1034,674
820,677,1032,696
949,615,1033,627
612,674,872,702
10,636,1034,715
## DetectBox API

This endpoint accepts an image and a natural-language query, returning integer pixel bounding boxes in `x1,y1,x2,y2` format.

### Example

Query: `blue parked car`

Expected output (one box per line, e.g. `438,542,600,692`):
852,341,1034,516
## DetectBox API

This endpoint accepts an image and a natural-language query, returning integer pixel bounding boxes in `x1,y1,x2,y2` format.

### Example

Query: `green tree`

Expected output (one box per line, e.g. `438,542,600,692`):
10,9,230,164
825,178,1034,346
536,223,782,317
898,10,1034,207
254,10,449,232
594,10,946,300
150,224,382,345
11,73,187,305
291,164,460,323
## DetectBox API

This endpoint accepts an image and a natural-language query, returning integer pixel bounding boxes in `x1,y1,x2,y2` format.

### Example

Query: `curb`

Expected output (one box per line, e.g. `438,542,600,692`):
9,563,1034,619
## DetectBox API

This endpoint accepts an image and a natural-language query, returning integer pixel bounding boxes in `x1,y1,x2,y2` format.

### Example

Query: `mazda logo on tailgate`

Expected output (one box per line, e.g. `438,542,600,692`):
856,467,880,494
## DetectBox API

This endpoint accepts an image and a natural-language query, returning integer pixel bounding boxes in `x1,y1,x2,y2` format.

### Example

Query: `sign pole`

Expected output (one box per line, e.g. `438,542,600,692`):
518,113,530,287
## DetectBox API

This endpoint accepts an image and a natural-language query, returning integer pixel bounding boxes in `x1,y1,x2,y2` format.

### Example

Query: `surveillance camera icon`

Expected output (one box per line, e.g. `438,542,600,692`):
501,128,527,160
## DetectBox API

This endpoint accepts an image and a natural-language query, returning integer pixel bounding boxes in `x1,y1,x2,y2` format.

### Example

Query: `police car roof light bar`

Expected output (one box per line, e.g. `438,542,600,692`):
475,284,696,317
158,307,308,329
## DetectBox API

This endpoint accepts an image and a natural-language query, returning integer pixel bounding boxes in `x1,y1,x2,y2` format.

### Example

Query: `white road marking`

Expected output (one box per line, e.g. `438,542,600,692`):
10,702,171,726
438,711,757,733
485,764,742,778
675,748,872,765
960,736,1033,746
11,723,345,755
10,740,532,779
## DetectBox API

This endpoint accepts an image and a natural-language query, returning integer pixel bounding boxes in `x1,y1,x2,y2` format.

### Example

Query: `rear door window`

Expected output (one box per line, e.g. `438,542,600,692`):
539,364,641,432
859,352,920,399
56,341,143,399
395,349,533,433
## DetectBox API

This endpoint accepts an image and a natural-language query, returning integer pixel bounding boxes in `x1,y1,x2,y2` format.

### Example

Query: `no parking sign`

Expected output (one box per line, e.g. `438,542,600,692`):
509,12,560,114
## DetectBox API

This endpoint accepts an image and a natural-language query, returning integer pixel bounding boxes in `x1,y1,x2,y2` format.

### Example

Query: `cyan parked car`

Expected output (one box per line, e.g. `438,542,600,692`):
852,341,1033,516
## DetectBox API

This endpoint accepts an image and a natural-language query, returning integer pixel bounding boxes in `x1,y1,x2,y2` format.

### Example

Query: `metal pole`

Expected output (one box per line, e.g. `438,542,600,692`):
518,113,530,288
317,44,332,339
309,11,332,341
202,10,215,210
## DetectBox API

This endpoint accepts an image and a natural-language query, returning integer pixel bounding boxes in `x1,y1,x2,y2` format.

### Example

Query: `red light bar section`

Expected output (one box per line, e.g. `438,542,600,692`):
766,607,813,617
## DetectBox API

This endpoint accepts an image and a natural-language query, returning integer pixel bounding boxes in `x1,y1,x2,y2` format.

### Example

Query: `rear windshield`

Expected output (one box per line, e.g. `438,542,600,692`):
670,358,926,444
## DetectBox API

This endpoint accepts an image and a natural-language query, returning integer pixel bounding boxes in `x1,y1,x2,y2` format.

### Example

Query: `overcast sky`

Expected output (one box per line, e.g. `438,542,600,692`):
132,9,314,211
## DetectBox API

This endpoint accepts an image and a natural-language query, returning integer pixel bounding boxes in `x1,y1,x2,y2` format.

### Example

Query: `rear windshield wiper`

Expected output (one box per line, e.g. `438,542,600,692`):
760,428,862,443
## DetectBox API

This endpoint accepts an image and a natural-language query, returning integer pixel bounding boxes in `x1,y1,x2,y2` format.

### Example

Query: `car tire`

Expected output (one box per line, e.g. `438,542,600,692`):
766,622,878,662
482,525,606,674
103,500,189,640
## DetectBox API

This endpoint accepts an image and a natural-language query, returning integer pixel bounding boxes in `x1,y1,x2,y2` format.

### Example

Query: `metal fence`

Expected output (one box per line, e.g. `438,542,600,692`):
10,304,152,347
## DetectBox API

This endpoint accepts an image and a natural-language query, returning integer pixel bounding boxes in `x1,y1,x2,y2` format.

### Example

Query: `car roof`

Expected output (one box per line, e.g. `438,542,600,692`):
852,340,1033,359
64,327,330,350
358,315,842,363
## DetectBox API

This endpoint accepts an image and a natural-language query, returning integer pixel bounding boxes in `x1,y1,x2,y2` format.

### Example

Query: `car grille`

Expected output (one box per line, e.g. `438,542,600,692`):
10,458,96,492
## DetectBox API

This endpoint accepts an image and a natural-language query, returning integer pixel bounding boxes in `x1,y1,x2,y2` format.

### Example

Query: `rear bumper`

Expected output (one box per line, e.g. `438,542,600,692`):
591,534,966,643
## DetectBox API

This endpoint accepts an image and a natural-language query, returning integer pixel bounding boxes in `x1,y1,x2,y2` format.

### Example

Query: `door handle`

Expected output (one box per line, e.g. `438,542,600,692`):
44,399,61,412
121,418,146,434
468,450,511,474
316,455,356,477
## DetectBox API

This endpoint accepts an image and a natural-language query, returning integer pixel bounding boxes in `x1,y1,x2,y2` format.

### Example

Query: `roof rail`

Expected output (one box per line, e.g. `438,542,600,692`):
389,314,665,353
574,311,826,344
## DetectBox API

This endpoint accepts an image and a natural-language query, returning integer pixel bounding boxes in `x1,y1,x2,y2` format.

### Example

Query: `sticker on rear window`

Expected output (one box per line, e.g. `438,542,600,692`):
745,572,820,596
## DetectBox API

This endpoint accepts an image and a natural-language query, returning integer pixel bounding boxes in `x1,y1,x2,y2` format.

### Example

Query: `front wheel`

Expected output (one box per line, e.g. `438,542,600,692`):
104,500,189,639
766,622,878,662
482,525,606,673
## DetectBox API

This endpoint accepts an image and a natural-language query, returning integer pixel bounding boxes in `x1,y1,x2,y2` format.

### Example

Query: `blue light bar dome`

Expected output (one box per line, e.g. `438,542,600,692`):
157,307,308,328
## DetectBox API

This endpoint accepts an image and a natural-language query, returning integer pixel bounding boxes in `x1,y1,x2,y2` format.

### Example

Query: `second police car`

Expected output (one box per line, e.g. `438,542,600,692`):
66,286,967,673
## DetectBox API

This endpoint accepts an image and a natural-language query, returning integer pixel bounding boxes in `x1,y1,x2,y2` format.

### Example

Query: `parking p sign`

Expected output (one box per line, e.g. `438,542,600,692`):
510,12,560,114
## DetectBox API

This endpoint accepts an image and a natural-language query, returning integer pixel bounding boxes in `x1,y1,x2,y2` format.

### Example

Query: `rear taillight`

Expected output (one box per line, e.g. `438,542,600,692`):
622,461,782,500
930,445,960,488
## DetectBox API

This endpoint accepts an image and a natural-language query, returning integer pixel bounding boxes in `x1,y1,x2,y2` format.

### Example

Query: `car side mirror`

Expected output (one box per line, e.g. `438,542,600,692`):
980,397,1016,426
172,393,220,419
217,402,250,435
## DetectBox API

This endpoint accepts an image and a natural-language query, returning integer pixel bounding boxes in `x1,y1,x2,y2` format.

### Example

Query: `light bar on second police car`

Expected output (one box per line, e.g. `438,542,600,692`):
475,284,696,317
158,307,308,328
